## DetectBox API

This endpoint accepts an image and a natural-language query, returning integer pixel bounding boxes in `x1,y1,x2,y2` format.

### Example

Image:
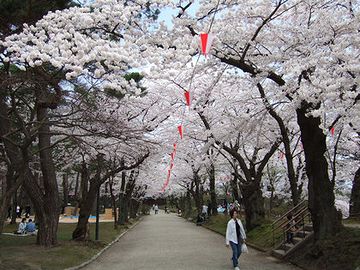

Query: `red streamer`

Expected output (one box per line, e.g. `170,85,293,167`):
184,91,191,106
330,127,335,136
178,125,183,139
200,33,208,55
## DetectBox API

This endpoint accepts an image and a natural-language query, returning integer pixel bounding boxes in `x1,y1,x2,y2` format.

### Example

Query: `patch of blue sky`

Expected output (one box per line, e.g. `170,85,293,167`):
158,1,200,30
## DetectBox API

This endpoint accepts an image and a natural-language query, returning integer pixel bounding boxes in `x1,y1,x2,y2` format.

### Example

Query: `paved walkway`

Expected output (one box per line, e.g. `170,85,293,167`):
84,212,300,270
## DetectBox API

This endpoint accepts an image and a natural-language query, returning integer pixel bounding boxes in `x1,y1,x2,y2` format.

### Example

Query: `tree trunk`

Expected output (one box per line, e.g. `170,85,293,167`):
10,194,17,224
22,106,60,246
208,162,218,215
72,156,105,241
241,181,265,231
118,193,128,225
72,183,98,240
257,83,301,206
190,179,203,215
117,168,127,225
191,190,202,215
123,171,136,223
185,190,192,217
129,199,138,219
0,97,25,227
231,174,240,203
74,171,80,200
33,106,60,246
109,179,118,229
62,174,69,212
350,167,360,218
179,195,186,213
296,102,342,241
0,168,22,233
0,196,11,234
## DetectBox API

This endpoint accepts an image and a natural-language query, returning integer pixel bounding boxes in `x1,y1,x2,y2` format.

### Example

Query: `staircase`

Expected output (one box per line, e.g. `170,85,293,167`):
271,200,314,259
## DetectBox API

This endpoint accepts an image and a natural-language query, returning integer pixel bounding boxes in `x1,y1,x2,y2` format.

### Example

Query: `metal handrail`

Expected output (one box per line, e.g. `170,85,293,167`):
272,200,307,226
274,205,308,231
272,200,312,247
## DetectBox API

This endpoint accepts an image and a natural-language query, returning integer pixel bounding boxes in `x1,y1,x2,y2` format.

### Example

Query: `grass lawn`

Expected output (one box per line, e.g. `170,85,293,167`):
202,214,228,235
0,220,137,270
343,217,360,226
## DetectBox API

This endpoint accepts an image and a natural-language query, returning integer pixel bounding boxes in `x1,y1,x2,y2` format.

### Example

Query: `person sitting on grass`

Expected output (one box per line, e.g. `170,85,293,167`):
14,218,27,234
25,219,36,234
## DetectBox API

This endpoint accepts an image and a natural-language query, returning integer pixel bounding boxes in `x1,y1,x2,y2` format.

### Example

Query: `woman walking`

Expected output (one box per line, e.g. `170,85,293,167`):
226,208,246,270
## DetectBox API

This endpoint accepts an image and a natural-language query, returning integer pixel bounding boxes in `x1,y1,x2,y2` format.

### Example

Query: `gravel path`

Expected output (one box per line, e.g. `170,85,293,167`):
83,212,300,270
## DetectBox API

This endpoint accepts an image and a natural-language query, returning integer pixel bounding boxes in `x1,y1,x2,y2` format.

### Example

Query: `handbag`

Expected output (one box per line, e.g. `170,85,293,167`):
241,243,249,253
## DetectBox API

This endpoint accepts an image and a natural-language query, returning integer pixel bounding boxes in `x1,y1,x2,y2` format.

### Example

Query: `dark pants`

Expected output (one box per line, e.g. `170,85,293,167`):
230,241,242,267
287,231,294,244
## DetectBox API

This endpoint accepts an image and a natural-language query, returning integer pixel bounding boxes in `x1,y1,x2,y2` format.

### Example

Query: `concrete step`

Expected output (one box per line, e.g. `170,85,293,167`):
296,230,311,238
281,243,295,252
293,237,303,244
304,224,313,231
272,249,286,259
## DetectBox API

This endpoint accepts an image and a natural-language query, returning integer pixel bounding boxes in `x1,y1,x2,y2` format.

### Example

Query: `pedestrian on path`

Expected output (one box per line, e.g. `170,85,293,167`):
226,208,246,270
154,204,159,214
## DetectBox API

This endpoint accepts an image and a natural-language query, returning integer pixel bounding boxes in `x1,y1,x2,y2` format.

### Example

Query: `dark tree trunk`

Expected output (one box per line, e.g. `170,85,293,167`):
296,102,342,241
62,174,69,211
21,106,60,247
10,194,17,224
34,106,60,246
208,162,218,215
109,179,118,229
74,171,80,200
179,195,186,213
72,158,103,241
185,190,192,217
0,97,25,228
190,177,203,215
191,190,202,215
241,180,265,231
350,167,360,218
129,199,139,219
117,168,127,225
0,172,20,234
0,170,19,233
231,174,240,202
0,196,11,234
72,183,98,241
118,193,128,225
257,83,301,206
123,171,136,223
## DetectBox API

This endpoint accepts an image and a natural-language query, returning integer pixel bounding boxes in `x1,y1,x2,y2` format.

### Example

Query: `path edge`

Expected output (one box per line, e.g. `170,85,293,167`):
64,217,144,270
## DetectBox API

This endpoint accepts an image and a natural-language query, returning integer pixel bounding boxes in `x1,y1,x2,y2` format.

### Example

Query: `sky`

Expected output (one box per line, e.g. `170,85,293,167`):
158,1,200,29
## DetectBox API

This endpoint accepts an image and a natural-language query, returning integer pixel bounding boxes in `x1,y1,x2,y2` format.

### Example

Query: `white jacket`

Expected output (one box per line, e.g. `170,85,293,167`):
226,218,246,245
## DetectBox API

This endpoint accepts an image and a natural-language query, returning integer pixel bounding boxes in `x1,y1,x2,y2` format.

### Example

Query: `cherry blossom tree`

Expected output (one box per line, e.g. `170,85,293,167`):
148,0,359,241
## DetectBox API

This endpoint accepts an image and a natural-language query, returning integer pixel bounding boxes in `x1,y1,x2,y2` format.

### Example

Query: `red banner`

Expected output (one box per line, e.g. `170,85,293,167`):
184,91,191,106
178,125,183,139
